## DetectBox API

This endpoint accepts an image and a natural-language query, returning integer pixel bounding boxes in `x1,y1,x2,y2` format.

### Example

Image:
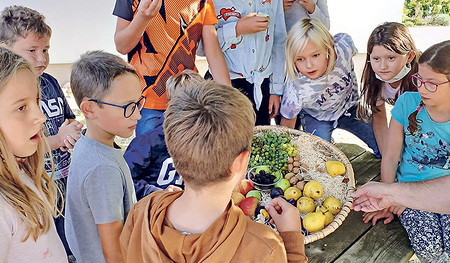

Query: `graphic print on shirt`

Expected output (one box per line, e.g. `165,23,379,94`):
406,125,450,170
157,157,183,186
129,0,209,109
217,7,241,21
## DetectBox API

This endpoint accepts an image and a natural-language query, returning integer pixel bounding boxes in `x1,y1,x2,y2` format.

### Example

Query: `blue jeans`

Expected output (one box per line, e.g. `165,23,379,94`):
300,105,381,158
135,108,165,137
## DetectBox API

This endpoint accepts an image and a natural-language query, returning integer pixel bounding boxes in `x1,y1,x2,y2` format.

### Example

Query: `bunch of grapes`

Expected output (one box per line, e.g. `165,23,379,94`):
249,131,298,173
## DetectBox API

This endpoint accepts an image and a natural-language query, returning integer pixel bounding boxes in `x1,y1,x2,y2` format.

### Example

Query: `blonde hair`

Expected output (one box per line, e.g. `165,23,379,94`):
0,47,59,241
164,80,255,188
285,18,336,80
166,69,205,100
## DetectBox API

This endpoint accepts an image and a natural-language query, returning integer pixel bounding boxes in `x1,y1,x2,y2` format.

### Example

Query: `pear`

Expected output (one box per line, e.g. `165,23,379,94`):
316,206,334,226
326,161,346,177
297,196,316,214
303,181,323,200
303,211,325,232
323,197,342,215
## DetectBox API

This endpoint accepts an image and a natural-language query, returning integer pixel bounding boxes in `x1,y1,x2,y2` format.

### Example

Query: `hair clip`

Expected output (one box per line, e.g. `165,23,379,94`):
416,105,422,112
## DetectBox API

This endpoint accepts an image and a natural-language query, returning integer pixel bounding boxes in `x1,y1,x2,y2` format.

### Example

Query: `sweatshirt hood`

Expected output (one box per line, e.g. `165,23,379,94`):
122,191,249,262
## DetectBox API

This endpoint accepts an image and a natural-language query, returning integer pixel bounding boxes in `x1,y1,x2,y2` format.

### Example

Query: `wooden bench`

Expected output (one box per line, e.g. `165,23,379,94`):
304,143,414,263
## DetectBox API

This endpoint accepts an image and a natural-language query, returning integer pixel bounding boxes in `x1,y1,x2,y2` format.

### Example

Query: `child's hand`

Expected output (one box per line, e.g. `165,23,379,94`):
58,119,83,151
268,95,280,119
283,0,295,10
363,208,394,226
389,205,406,216
265,197,301,232
297,0,315,13
235,13,269,37
137,0,162,20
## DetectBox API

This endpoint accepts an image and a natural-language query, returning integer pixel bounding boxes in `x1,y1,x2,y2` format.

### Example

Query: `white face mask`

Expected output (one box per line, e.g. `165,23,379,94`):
375,63,411,83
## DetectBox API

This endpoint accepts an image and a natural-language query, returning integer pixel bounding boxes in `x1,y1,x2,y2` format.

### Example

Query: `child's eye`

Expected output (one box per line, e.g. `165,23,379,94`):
370,57,379,62
313,54,320,58
17,105,26,112
388,57,395,61
297,58,304,62
43,49,49,53
28,49,35,53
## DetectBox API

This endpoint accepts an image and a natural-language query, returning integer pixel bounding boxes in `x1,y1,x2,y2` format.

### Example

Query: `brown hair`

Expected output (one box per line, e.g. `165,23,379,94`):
164,80,255,188
407,40,450,135
358,22,419,121
70,50,138,107
0,6,52,46
0,47,59,241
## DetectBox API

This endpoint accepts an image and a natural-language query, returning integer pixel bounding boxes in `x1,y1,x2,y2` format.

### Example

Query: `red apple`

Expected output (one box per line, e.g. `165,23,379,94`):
231,192,245,206
239,196,259,217
238,179,254,196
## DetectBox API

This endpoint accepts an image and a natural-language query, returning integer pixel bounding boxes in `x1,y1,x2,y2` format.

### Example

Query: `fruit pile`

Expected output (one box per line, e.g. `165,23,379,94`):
249,131,298,174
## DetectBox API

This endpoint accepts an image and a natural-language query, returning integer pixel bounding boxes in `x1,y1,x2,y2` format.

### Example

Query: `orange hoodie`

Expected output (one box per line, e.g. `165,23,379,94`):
120,191,307,263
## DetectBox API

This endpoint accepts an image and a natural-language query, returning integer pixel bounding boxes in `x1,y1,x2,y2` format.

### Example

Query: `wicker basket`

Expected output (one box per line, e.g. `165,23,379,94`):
253,125,355,244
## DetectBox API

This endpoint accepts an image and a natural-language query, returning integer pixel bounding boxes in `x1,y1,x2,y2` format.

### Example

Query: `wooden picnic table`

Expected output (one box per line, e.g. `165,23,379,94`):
304,143,414,263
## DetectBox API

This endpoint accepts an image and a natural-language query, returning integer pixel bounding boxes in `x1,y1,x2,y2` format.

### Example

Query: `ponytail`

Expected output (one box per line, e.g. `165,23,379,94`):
406,101,424,136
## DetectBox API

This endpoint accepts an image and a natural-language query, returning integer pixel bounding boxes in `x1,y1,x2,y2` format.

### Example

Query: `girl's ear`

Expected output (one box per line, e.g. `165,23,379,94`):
407,50,416,64
79,100,96,120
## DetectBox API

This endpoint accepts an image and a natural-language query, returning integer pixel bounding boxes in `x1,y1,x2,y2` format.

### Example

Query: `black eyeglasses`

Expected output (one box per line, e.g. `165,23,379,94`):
411,74,450,93
88,96,146,118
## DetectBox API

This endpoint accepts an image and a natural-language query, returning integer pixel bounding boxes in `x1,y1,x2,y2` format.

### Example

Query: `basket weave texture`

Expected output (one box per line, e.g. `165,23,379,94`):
253,126,355,244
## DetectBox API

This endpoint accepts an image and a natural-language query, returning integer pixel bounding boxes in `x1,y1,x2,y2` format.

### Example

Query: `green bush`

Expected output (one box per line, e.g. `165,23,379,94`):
431,14,450,26
414,17,427,26
404,21,415,27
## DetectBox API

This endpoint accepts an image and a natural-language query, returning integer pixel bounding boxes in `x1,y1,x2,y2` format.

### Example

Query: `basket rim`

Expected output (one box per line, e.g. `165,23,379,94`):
252,125,355,244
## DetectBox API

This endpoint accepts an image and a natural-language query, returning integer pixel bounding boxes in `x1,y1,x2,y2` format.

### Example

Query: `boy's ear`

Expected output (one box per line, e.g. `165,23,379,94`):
79,100,96,120
230,150,250,177
407,50,416,64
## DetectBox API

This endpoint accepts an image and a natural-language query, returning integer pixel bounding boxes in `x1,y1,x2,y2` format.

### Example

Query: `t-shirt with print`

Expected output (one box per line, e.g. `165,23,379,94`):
375,81,402,106
280,33,359,122
65,131,136,263
39,73,76,180
113,0,218,110
0,170,66,262
391,92,450,182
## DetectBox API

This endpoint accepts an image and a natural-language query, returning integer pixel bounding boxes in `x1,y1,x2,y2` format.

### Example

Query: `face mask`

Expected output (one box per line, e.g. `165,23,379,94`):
375,63,411,83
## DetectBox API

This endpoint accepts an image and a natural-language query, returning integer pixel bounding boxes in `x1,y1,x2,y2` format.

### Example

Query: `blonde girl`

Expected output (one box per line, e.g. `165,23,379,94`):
358,22,419,155
364,40,450,263
280,18,380,157
0,47,66,262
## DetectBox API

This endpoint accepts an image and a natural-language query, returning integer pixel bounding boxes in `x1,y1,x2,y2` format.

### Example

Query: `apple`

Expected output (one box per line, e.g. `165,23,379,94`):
246,190,261,201
275,178,290,191
239,196,259,217
238,179,254,195
231,192,245,206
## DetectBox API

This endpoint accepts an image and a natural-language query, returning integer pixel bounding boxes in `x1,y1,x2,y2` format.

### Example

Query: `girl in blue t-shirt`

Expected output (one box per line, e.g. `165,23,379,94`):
364,40,450,263
357,22,419,156
280,18,380,157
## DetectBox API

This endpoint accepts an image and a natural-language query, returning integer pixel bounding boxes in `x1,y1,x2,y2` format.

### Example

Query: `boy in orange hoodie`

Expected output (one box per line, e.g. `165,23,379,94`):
120,71,307,262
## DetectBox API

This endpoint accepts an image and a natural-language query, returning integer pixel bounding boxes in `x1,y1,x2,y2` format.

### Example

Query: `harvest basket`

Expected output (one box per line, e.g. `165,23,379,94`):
253,126,355,244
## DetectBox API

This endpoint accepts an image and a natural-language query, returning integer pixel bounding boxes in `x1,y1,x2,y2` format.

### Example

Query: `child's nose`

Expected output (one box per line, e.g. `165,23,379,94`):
380,59,388,70
34,105,46,124
36,51,47,63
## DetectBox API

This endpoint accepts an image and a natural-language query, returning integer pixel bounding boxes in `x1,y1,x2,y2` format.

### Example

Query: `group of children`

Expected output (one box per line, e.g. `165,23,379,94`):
0,1,448,263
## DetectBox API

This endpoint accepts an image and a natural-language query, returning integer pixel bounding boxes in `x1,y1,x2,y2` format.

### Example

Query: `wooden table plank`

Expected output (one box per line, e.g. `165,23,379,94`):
335,143,366,161
334,218,413,263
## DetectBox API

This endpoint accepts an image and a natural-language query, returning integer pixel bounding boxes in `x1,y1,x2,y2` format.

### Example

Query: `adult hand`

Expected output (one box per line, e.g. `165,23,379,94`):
137,0,162,20
297,0,316,14
268,94,280,119
363,208,395,226
266,197,301,232
352,182,394,212
283,0,295,10
57,120,83,151
235,13,269,36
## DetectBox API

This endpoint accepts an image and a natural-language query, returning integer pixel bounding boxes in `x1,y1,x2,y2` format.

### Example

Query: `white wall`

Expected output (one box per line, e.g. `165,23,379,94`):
0,0,123,64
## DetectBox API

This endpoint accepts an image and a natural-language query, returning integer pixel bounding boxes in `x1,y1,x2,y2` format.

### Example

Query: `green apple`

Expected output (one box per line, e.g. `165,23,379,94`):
275,178,290,191
246,190,261,201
